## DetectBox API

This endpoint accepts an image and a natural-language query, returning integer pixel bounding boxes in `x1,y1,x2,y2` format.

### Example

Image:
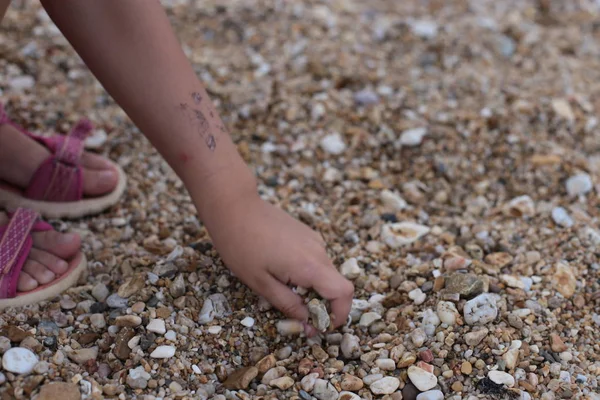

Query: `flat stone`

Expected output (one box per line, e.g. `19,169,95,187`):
408,366,438,391
444,273,484,298
270,376,295,390
2,347,38,374
465,328,489,346
223,366,258,390
67,347,98,364
37,382,80,400
117,275,145,298
150,345,176,359
488,371,515,387
370,376,400,395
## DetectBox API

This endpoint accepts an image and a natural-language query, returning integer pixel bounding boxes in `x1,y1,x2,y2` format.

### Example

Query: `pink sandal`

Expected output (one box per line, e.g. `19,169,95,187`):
0,104,127,219
0,208,86,310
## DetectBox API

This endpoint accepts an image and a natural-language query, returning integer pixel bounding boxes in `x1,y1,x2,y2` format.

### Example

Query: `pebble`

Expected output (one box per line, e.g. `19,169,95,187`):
566,173,592,196
37,382,80,400
408,366,438,391
67,347,98,364
38,320,59,337
400,127,427,146
354,89,380,105
411,328,427,347
444,273,484,298
2,347,38,374
417,390,444,400
170,274,186,298
308,298,331,331
506,195,535,217
320,133,346,155
422,309,440,336
313,379,339,400
341,374,363,391
106,293,128,308
381,189,407,211
409,288,426,305
91,283,109,301
550,333,568,352
359,312,382,327
9,75,35,91
340,258,363,279
150,345,176,358
381,222,430,248
270,376,295,390
375,358,396,371
340,333,361,359
488,371,515,387
223,367,258,390
370,376,400,395
552,207,573,228
465,328,489,346
463,294,498,325
276,320,304,336
115,315,142,327
60,297,76,310
208,326,222,335
301,372,319,392
147,318,167,334
241,317,255,327
339,392,361,400
410,20,438,39
164,330,177,341
85,129,108,149
437,301,459,325
461,361,473,375
552,262,577,298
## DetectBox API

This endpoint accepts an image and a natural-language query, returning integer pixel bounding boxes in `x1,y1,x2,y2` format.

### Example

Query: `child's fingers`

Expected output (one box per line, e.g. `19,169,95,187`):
310,266,354,328
255,274,310,323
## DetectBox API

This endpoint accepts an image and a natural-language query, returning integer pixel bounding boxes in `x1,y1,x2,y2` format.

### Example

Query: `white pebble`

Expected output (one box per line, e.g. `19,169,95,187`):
146,319,166,335
422,309,440,336
408,366,438,391
208,326,222,335
417,390,444,400
410,20,438,39
409,288,427,305
369,376,400,395
566,173,593,196
436,301,459,325
381,189,407,211
340,258,363,279
150,345,176,359
164,330,177,341
464,294,498,325
241,317,255,328
488,371,515,387
2,348,38,374
381,222,430,248
552,207,573,228
400,127,427,146
320,133,346,155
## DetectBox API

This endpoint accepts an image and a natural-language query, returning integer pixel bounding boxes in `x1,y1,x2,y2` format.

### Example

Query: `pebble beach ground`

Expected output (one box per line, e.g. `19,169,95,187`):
1,0,600,399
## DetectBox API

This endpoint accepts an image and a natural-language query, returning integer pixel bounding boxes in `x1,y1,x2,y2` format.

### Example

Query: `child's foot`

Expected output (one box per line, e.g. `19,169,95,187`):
0,123,118,196
0,211,81,291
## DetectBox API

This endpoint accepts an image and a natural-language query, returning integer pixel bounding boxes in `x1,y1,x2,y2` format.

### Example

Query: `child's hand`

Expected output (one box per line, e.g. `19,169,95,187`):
203,194,354,331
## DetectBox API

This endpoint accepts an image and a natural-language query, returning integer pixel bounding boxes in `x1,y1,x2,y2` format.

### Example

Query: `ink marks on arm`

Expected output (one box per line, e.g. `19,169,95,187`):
178,101,217,152
191,91,202,104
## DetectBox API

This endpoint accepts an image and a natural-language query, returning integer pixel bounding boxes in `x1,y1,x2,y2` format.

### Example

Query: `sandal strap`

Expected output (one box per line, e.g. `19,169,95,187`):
0,208,39,299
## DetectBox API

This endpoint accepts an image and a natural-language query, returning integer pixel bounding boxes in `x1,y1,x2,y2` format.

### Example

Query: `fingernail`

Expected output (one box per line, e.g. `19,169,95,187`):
59,233,77,244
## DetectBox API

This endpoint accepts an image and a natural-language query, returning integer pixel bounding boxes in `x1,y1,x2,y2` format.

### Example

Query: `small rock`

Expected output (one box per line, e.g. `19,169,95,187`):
375,358,396,371
262,366,286,385
308,299,331,332
552,262,577,298
164,330,177,341
411,328,427,347
170,274,186,298
422,309,440,336
9,76,35,91
464,328,489,346
436,301,459,325
118,275,145,298
370,377,401,395
503,348,519,370
60,297,76,310
241,317,255,328
410,20,438,39
417,390,444,400
276,320,304,336
566,173,593,196
461,362,473,375
359,312,381,327
320,133,346,155
339,392,361,400
37,382,80,400
552,207,573,228
340,258,363,279
147,319,167,335
550,333,568,352
340,333,361,359
505,195,535,217
150,345,176,359
400,127,427,146
381,189,407,211
115,315,142,328
444,273,484,298
313,379,339,400
381,222,430,248
488,371,515,387
114,327,135,360
409,288,426,305
552,98,575,122
223,366,258,390
341,374,364,391
301,372,319,392
38,320,59,337
84,129,108,149
354,89,380,105
67,347,98,364
270,376,295,390
90,313,107,329
2,347,38,374
106,293,128,308
407,366,438,391
463,294,498,325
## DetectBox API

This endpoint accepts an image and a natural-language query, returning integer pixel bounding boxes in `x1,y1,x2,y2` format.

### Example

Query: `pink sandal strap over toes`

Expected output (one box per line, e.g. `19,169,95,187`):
0,103,91,202
0,208,51,299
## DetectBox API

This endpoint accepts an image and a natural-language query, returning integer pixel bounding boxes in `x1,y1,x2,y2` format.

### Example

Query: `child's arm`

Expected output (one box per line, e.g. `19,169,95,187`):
41,0,353,328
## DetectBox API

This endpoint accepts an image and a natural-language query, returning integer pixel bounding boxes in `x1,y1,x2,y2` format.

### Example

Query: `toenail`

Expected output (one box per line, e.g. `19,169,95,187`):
57,259,68,270
100,170,117,181
58,233,78,245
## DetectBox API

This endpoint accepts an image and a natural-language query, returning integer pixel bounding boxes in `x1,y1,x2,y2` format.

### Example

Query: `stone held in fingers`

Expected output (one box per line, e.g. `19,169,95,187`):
308,299,331,332
276,320,305,336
